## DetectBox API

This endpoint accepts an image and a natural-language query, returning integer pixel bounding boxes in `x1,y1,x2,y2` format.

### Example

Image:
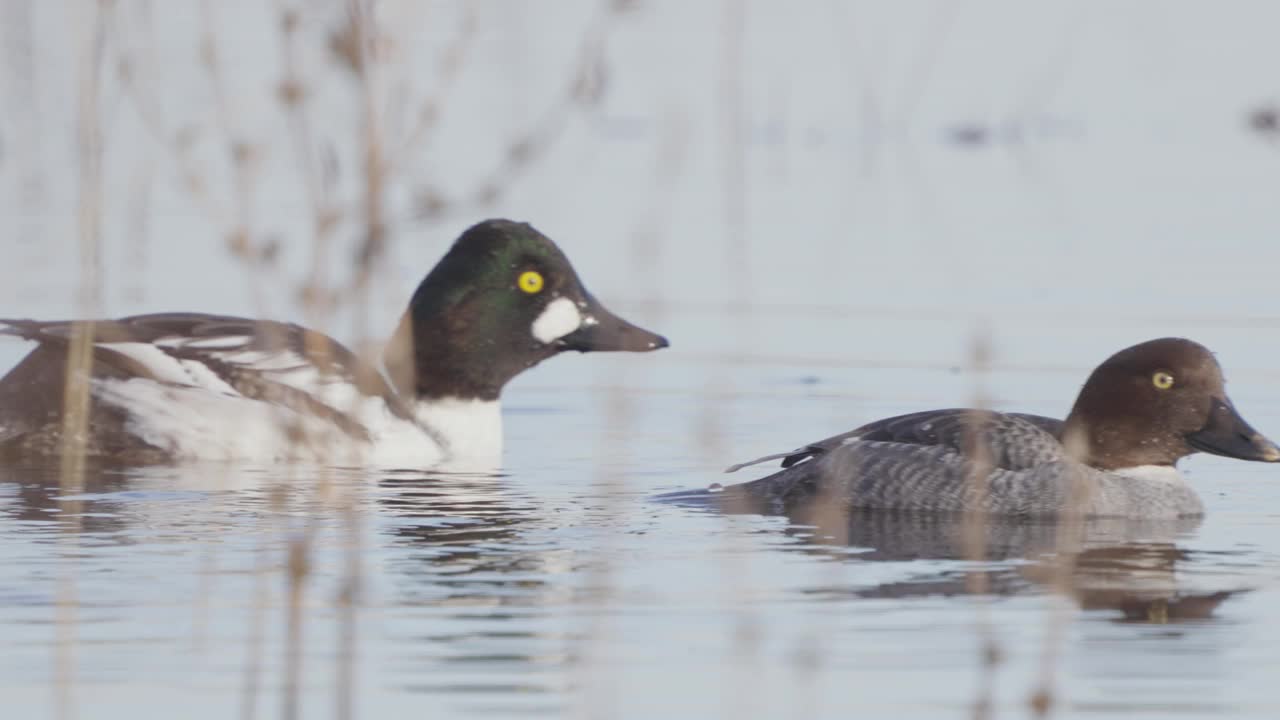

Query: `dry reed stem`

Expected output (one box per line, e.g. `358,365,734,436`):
713,4,769,719
331,1,391,716
54,4,110,719
719,0,748,293
575,385,634,719
571,93,675,703
187,2,386,716
239,540,269,720
960,330,1000,720
199,0,273,309
401,2,623,227
282,520,310,720
274,1,343,325
388,6,476,173
1028,436,1093,716
177,7,298,717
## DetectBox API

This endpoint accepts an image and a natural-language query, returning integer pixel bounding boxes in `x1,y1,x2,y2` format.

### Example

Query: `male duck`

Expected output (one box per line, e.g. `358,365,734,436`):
0,219,668,467
711,338,1279,518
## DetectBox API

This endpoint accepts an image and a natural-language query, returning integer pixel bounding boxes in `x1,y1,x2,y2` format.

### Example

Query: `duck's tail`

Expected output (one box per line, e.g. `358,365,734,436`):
653,460,820,516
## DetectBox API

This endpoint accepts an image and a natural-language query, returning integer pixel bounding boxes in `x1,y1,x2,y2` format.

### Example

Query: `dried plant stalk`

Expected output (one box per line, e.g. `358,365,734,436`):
55,4,109,719
961,330,999,720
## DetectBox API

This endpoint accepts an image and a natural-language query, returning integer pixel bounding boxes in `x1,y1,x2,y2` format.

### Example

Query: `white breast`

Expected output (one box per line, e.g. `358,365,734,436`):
1110,464,1187,485
91,376,502,471
409,397,503,469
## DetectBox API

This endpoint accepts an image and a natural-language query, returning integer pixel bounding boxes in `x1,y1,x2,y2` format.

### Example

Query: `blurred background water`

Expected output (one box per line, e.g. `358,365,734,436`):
3,1,1280,718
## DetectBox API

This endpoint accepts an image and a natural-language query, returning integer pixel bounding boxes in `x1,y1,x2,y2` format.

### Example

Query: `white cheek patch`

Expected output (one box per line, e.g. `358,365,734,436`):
531,297,583,344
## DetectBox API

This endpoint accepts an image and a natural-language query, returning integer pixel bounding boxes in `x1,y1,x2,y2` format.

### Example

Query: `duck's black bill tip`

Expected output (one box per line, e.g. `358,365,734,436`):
556,296,669,353
558,322,669,353
1186,397,1280,463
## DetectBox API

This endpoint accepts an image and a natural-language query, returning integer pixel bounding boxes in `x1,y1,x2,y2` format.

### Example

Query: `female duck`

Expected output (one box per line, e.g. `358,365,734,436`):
716,338,1279,518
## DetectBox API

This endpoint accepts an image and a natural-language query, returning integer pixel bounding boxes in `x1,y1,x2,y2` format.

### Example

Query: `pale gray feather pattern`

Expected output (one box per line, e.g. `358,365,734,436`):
728,440,1070,516
720,412,1204,518
820,441,1074,514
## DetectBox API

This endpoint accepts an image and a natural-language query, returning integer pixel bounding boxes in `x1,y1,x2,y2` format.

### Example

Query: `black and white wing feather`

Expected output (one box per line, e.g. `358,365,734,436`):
0,313,413,438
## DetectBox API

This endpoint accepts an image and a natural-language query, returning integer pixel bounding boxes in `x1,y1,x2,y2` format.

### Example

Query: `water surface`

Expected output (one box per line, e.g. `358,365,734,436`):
5,2,1280,718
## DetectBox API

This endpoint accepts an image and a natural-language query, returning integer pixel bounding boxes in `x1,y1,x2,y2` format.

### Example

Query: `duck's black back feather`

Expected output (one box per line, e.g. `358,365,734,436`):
727,408,1066,473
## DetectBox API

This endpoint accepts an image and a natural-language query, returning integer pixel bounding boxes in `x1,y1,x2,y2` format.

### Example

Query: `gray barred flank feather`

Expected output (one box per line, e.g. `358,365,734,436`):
723,414,1204,518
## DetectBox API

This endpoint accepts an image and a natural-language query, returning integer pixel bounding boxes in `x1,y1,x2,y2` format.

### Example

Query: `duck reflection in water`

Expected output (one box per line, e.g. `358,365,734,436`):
668,494,1242,624
0,461,195,538
378,469,591,609
377,471,576,699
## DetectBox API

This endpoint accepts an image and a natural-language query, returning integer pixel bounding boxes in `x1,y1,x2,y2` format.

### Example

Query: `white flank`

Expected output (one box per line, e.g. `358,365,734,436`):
87,334,506,469
92,377,445,467
531,297,582,344
90,374,502,471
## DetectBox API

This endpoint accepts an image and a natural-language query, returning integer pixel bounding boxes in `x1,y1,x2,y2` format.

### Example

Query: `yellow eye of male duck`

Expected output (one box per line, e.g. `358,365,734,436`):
518,270,544,294
1152,371,1175,390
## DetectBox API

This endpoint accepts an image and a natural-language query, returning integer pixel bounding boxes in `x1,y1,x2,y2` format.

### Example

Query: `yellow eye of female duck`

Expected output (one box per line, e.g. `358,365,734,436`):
518,270,544,294
1152,371,1175,390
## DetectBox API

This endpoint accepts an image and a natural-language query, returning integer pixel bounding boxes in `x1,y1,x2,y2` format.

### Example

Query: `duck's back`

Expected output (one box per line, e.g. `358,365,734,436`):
0,313,431,463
